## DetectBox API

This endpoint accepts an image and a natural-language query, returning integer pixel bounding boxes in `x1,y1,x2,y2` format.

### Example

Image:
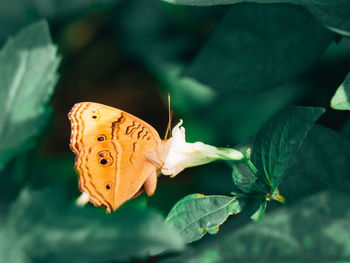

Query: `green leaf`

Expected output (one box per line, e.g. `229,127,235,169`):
230,141,271,194
0,152,77,220
0,20,60,171
160,0,350,6
250,200,267,221
281,125,350,201
185,4,333,93
166,194,242,243
0,188,185,263
161,191,350,263
251,106,325,191
231,160,258,193
237,197,266,220
308,2,350,38
220,78,308,143
330,72,350,110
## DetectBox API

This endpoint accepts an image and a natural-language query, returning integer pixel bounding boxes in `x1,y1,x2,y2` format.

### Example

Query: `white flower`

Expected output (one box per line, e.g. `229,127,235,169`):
75,192,89,206
161,120,244,177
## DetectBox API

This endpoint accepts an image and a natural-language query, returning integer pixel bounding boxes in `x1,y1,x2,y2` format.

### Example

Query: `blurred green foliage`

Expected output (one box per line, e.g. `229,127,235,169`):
161,190,350,263
0,189,184,263
0,0,350,262
0,21,60,170
308,2,350,37
185,4,332,94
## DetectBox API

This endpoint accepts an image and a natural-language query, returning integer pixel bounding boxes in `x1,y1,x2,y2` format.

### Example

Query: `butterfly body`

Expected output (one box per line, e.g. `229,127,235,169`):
68,102,167,212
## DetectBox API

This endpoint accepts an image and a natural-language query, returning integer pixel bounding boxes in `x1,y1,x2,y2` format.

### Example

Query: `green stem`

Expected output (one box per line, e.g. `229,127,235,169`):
244,157,272,193
245,158,258,175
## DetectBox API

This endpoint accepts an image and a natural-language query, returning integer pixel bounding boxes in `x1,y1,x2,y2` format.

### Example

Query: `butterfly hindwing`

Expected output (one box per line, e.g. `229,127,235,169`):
68,102,162,212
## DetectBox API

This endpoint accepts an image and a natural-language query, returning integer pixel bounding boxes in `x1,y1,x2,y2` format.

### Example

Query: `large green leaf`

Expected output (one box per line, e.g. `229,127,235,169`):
0,188,185,263
308,2,350,38
251,106,325,191
160,0,350,6
116,0,223,67
0,20,60,171
330,72,350,110
185,4,333,93
231,124,350,205
281,124,350,201
161,191,350,263
166,194,242,243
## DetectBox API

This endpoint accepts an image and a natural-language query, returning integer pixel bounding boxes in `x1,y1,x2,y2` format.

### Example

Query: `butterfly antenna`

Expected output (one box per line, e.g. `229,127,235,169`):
164,92,173,140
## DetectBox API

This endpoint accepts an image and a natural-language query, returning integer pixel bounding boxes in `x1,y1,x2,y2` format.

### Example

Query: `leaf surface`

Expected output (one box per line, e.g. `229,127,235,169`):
330,72,350,110
0,20,60,171
281,124,350,200
161,191,350,263
185,4,333,93
231,160,258,193
160,0,350,5
0,188,185,263
166,194,242,243
251,106,325,191
309,2,350,37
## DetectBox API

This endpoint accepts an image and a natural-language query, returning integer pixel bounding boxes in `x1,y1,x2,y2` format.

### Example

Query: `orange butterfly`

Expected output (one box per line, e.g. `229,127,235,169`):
68,102,171,212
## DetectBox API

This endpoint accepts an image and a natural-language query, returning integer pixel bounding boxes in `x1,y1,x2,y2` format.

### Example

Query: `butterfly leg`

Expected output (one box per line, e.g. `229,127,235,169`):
145,154,165,171
144,171,157,196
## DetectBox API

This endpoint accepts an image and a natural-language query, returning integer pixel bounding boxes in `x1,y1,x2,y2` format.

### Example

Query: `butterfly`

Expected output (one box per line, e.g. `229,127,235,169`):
68,102,171,212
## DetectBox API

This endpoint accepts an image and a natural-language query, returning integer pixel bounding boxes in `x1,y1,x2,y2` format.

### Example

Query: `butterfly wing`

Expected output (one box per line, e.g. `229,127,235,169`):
68,102,162,212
